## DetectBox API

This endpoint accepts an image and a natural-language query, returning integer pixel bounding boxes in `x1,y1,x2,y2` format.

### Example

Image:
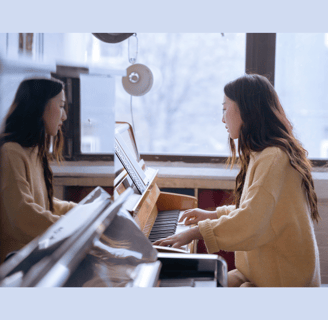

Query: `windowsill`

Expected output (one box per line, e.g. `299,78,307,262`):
51,161,328,200
145,161,238,190
51,161,115,177
51,161,115,187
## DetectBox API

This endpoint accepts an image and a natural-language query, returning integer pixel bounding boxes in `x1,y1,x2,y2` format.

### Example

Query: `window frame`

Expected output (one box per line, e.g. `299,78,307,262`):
59,33,328,167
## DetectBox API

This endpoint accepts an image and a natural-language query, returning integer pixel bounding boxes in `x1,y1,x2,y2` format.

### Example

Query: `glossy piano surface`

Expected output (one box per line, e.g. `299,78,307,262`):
0,187,161,287
157,252,228,287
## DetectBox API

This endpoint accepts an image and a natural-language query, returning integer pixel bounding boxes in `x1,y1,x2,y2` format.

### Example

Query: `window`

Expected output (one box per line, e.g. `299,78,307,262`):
115,33,246,157
4,33,325,163
80,74,115,154
275,33,328,159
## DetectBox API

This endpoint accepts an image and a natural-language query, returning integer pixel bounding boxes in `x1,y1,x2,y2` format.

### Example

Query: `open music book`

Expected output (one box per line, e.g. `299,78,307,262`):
115,124,149,194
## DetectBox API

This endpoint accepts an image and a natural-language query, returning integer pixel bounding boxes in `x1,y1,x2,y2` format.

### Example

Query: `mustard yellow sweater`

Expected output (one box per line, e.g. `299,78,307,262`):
0,142,76,263
198,147,321,287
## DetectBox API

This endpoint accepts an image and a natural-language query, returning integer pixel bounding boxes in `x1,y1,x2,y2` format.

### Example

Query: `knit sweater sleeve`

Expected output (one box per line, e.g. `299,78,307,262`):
0,145,61,240
216,205,236,218
198,148,290,253
53,198,77,216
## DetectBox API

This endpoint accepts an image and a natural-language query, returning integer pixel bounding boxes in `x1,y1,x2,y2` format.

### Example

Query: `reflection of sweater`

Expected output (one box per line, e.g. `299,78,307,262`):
0,142,76,263
198,147,321,287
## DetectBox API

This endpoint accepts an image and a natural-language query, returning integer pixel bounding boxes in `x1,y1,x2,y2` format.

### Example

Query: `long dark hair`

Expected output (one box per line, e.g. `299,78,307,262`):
0,78,65,212
224,74,319,223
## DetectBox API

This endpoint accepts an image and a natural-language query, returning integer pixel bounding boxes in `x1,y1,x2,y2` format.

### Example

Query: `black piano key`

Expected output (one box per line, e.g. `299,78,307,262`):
149,231,175,239
150,229,175,236
158,212,178,216
158,211,179,216
155,214,179,223
155,220,176,225
155,216,178,222
150,227,176,233
152,222,177,228
149,230,175,239
152,219,177,226
157,211,180,218
150,228,176,236
148,209,180,242
152,225,175,231
153,217,177,223
158,210,180,215
149,232,175,239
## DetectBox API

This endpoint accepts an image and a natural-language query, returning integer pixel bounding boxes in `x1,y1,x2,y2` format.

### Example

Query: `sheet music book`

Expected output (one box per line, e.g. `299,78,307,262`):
115,128,149,194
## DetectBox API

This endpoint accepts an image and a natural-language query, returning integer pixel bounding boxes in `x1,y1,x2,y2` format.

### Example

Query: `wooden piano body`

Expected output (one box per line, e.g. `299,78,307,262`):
114,121,198,253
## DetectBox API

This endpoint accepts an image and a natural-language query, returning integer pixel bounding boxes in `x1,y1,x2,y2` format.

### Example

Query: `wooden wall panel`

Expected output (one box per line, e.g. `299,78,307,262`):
65,186,113,203
198,189,236,271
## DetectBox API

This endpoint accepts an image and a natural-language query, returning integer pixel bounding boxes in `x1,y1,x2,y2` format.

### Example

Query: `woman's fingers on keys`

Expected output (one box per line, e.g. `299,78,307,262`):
153,239,162,245
157,240,172,247
179,210,194,222
153,237,171,246
178,211,188,222
185,216,197,225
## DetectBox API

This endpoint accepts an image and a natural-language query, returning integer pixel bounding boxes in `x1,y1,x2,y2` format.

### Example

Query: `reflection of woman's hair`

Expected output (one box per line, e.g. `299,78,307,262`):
224,74,319,222
0,78,66,212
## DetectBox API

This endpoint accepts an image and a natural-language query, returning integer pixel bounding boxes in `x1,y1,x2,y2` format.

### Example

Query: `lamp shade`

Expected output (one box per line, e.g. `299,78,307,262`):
122,64,153,96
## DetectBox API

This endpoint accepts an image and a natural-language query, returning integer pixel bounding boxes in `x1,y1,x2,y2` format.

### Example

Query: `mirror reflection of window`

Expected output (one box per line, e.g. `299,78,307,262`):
80,74,115,154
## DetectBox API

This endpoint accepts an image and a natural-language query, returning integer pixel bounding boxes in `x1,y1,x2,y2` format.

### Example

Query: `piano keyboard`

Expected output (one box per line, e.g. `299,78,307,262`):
148,210,190,243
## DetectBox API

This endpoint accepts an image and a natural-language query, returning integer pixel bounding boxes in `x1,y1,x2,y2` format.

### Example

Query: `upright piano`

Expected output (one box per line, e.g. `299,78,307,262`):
114,121,199,253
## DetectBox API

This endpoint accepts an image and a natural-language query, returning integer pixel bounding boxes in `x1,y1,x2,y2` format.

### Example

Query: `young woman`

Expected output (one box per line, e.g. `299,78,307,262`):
154,74,321,287
0,78,76,263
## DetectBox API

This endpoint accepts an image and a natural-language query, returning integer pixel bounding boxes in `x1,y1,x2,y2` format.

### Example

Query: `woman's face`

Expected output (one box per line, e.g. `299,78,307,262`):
43,90,67,136
222,95,242,140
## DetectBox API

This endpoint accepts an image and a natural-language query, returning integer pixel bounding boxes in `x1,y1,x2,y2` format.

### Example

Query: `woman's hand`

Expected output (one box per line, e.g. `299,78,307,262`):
179,208,217,225
153,227,203,248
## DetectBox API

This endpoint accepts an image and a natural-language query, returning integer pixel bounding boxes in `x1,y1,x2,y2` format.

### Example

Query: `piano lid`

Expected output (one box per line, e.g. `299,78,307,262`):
0,186,113,283
0,187,161,287
38,187,111,250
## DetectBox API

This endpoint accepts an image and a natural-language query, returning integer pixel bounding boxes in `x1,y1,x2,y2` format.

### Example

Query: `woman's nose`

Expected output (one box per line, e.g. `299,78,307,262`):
62,109,67,121
222,114,225,124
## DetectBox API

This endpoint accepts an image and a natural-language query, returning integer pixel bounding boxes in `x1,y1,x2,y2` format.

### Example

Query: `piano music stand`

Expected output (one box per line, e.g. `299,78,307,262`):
114,121,199,253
